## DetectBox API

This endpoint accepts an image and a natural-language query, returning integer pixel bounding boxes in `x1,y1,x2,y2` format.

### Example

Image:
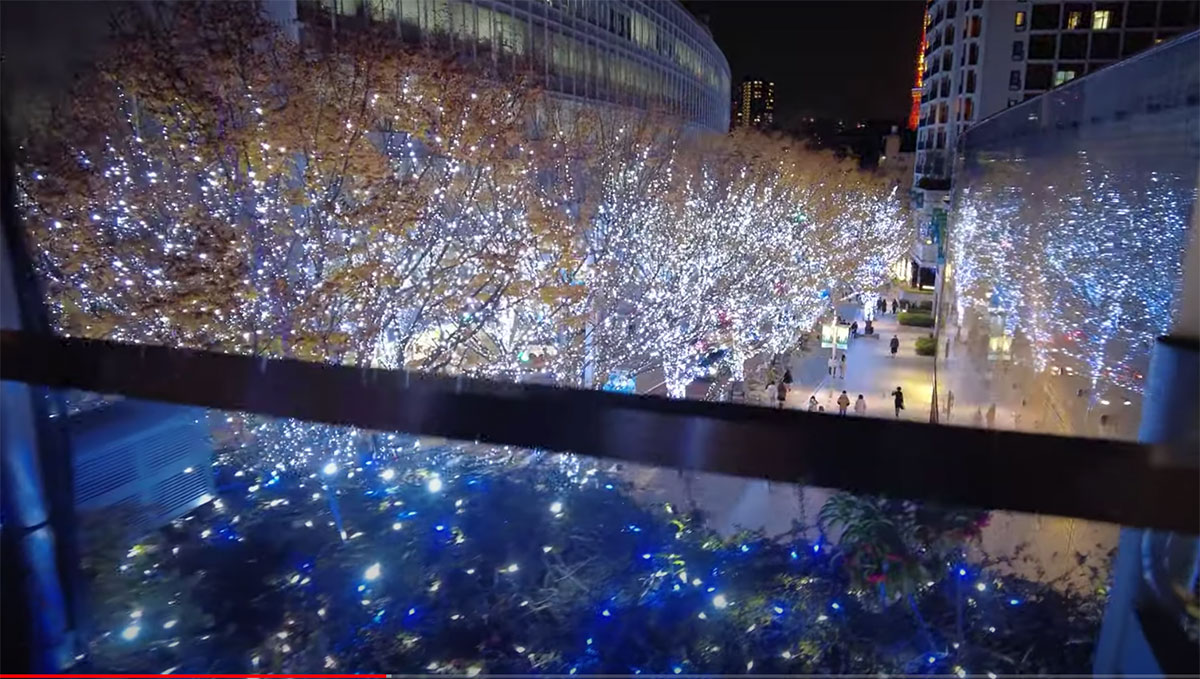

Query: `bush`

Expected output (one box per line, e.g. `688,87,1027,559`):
914,335,937,356
898,311,934,327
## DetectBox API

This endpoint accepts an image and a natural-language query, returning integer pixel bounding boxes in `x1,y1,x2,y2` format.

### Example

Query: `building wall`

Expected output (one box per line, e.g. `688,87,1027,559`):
303,0,732,132
976,1,1025,125
914,0,1198,183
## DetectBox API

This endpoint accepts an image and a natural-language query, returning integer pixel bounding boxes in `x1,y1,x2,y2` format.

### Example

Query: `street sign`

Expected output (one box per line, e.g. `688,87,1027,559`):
988,335,1013,361
820,324,850,350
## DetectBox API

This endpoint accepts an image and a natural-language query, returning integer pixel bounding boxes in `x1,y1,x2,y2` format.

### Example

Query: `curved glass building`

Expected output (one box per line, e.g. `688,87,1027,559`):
300,0,732,132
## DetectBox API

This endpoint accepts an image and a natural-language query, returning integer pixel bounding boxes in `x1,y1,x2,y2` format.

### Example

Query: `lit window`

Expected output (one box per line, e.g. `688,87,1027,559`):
1014,10,1026,29
1093,10,1111,29
1053,69,1077,86
1066,11,1082,29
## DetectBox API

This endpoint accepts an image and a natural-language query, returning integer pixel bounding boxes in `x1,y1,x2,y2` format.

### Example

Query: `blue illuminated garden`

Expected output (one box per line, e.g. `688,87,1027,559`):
84,424,1108,676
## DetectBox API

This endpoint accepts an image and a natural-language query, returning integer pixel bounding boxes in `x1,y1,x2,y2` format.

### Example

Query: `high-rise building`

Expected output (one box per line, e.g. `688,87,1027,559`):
735,79,775,129
908,0,1199,287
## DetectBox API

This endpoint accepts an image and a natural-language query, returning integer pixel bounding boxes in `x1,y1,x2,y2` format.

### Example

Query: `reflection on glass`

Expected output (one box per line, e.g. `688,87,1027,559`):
939,35,1198,442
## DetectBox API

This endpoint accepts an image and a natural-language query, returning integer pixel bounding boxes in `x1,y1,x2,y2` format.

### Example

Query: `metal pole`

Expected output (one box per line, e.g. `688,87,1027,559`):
1,121,82,670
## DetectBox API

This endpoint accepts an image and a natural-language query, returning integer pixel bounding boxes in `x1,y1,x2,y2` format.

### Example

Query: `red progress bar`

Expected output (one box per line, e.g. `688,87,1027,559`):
0,675,389,678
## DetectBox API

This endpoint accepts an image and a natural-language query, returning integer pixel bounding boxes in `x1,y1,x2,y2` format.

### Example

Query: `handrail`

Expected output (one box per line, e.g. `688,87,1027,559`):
1,330,1196,533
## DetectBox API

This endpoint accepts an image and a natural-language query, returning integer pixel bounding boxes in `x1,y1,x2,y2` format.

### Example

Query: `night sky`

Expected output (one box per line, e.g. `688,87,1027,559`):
685,0,926,127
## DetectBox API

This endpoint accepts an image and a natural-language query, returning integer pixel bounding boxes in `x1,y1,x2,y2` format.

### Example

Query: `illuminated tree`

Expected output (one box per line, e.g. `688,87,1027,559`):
19,4,908,399
947,155,1195,395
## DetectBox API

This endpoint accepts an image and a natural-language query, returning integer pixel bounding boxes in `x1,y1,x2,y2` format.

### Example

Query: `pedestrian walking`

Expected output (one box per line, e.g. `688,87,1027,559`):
838,354,846,379
985,403,996,428
891,386,905,417
889,335,899,357
891,299,898,314
945,390,955,421
849,320,858,337
854,394,866,416
827,355,838,376
783,368,793,385
807,395,819,412
776,380,788,409
837,390,851,415
764,381,776,405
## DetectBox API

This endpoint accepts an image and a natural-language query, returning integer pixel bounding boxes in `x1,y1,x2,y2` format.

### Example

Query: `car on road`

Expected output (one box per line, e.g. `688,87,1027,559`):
690,347,730,381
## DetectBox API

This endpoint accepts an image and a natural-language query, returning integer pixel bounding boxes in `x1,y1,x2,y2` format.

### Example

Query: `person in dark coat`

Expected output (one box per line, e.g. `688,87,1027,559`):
891,299,898,314
889,335,900,357
891,386,905,417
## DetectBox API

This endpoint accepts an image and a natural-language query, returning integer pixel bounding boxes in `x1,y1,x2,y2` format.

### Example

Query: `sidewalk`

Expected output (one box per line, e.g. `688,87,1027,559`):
786,307,935,421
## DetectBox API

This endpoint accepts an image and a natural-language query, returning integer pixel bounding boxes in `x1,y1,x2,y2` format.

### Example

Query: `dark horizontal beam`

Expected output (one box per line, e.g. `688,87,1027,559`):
1,330,1196,533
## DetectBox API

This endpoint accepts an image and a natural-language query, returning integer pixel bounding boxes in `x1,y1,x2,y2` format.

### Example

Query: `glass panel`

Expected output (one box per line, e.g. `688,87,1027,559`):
59,392,1117,674
941,34,1199,440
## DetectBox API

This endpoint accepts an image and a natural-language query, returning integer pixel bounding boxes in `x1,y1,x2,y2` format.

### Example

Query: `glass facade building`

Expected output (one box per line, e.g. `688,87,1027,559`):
302,0,732,132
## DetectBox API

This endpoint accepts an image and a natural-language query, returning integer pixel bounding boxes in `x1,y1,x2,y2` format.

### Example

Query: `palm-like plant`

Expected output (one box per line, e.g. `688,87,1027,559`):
819,493,990,653
818,494,928,605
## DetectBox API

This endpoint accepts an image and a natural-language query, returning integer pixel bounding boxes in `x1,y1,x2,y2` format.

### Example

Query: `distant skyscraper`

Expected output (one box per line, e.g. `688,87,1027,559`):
735,79,774,129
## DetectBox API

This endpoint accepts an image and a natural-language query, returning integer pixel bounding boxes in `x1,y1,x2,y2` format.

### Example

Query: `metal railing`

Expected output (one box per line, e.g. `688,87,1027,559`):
2,330,1195,534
